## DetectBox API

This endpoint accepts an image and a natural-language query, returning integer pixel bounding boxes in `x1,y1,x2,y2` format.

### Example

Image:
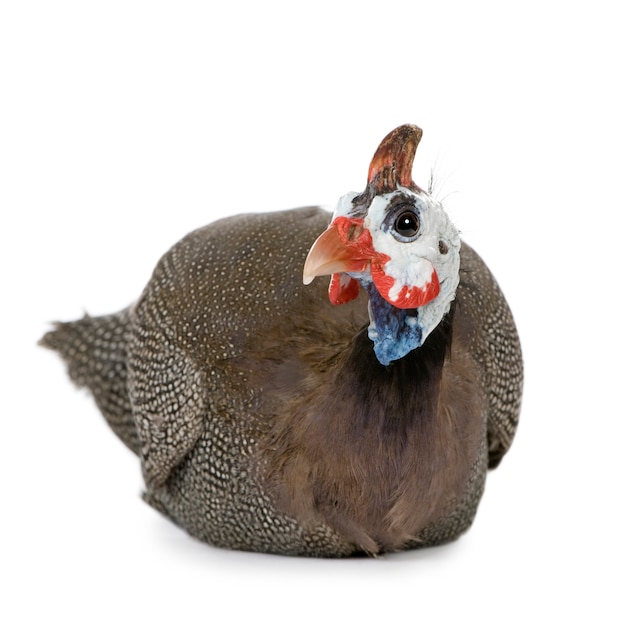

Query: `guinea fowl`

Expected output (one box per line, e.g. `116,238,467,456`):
41,125,522,557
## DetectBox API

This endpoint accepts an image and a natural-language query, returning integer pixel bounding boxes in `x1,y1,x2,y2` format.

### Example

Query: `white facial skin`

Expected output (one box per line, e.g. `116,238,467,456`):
333,187,461,346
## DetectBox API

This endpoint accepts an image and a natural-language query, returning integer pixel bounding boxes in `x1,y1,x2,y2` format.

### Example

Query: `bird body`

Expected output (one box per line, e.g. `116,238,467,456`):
41,126,522,557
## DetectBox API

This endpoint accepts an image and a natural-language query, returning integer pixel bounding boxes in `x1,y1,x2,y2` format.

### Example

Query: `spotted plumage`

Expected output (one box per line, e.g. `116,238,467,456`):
41,125,522,557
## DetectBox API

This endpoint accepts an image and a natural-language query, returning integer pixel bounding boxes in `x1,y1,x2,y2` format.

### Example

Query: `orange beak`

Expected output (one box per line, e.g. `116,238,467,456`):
302,217,374,285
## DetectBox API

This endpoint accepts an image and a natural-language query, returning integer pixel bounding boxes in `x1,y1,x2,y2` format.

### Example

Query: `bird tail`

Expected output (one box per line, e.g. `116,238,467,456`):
39,307,140,455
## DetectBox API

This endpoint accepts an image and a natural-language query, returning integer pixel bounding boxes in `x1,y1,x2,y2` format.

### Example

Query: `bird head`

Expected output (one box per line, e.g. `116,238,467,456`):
303,125,461,365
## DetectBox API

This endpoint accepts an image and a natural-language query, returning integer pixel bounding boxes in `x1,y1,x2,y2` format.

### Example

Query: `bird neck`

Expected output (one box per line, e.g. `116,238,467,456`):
336,309,453,433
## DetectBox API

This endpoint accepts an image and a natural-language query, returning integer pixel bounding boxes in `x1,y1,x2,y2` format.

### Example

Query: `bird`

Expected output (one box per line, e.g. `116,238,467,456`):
40,124,523,557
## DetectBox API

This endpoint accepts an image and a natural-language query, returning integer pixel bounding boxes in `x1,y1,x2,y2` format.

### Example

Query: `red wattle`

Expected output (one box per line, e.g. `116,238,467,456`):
323,216,375,306
328,273,361,305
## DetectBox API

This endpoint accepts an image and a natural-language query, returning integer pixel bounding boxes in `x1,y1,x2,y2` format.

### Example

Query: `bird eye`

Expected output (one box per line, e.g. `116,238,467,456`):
393,210,420,240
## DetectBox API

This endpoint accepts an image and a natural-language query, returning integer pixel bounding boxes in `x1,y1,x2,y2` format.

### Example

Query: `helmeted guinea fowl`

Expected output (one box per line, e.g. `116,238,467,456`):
41,124,522,557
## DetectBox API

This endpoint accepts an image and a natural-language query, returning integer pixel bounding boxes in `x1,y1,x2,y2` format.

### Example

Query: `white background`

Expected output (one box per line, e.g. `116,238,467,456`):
2,1,624,624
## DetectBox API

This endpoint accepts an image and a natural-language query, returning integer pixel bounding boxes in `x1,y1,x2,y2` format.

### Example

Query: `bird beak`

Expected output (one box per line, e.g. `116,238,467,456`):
303,217,373,285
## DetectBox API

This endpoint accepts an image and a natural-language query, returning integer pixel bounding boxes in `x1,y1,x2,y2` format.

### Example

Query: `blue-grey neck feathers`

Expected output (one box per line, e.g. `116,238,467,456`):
365,283,425,366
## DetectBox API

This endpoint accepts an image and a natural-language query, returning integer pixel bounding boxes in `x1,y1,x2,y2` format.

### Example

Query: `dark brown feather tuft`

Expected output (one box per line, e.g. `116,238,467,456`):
260,302,485,554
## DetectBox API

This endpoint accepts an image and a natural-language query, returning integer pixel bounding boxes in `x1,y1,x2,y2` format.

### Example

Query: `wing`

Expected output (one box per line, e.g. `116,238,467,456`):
128,327,207,488
128,206,337,488
456,243,523,468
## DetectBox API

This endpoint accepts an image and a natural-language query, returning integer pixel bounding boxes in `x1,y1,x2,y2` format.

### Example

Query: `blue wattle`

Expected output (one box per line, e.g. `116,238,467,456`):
365,283,424,366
